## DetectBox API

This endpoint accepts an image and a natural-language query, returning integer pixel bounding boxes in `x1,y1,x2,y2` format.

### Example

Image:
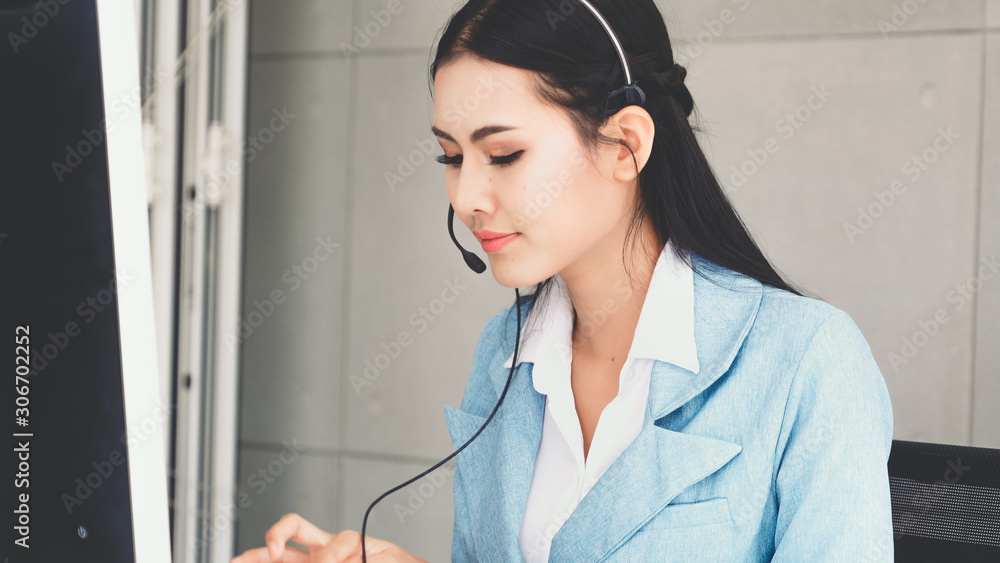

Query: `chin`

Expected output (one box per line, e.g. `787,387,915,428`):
490,262,546,291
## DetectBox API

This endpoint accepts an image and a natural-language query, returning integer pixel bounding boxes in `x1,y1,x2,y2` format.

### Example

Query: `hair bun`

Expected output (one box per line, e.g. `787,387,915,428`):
649,62,693,117
670,63,687,83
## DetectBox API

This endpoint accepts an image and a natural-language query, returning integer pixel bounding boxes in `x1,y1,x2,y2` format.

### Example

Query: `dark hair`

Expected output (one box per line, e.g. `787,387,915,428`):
429,0,819,323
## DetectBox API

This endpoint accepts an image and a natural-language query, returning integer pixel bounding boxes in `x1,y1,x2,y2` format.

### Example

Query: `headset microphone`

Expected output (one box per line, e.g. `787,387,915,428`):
362,1,642,559
448,204,487,274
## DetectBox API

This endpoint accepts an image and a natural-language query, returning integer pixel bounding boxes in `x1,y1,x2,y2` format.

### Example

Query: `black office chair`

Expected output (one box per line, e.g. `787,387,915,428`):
888,439,1000,561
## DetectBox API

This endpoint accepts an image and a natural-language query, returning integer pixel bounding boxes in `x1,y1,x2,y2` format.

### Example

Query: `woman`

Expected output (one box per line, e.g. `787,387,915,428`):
233,0,894,561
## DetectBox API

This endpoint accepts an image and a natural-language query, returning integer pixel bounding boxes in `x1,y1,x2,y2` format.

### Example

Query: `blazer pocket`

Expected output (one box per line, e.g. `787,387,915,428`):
609,497,736,562
645,497,732,529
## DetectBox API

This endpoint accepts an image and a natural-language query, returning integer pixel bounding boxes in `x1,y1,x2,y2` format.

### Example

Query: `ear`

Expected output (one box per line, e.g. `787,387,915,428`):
603,106,655,183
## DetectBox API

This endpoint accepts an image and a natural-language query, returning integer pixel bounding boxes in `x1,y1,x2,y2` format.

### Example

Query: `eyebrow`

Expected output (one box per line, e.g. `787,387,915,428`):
431,124,518,144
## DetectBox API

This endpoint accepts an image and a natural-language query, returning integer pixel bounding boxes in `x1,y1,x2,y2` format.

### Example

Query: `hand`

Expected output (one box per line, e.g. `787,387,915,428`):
231,513,427,563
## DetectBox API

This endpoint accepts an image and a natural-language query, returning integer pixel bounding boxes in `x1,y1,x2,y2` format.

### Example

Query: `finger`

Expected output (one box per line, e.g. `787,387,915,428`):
323,530,363,561
231,545,309,563
324,530,398,561
264,513,332,560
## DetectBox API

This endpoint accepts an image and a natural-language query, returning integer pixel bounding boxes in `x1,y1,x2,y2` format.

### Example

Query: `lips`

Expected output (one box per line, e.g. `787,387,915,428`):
476,231,520,253
473,229,517,241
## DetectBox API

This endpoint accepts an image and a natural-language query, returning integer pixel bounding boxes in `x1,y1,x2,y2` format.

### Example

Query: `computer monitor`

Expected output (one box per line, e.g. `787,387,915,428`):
1,1,172,560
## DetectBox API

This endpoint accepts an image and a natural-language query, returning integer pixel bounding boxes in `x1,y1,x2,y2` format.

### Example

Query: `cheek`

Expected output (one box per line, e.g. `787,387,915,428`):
545,168,619,246
514,185,592,254
511,158,587,228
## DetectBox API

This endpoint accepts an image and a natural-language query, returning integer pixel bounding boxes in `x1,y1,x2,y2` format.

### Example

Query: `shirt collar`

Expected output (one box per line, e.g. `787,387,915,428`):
502,238,700,381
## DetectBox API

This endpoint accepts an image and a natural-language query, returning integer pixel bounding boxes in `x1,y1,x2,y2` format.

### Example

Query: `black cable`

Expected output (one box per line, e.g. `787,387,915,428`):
360,286,523,562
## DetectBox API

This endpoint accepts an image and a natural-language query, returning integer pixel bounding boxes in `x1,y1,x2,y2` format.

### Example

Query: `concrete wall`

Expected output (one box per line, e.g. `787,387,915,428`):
234,1,1000,560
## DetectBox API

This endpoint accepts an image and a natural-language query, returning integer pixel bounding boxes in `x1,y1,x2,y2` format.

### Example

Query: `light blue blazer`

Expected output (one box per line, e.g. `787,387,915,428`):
443,252,895,562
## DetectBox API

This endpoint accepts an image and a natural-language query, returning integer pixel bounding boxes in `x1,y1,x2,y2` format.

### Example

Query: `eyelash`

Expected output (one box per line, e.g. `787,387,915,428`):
435,150,524,168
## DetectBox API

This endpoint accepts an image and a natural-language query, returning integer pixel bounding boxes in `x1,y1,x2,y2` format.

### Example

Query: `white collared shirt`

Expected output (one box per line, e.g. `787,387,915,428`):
504,238,701,563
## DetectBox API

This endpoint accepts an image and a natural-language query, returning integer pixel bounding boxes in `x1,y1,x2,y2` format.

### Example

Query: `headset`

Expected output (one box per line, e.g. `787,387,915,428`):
360,1,645,560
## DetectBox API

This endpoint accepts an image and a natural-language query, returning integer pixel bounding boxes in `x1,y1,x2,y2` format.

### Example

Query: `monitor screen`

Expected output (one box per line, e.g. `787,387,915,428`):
1,1,171,561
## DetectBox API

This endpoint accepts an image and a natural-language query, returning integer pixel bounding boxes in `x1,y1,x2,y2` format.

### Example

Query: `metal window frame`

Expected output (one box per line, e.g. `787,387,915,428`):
140,0,247,561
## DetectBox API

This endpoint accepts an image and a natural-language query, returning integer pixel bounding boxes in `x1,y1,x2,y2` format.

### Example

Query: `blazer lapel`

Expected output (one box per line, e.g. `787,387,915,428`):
444,298,545,560
548,253,763,561
546,416,744,561
646,252,763,422
446,253,763,562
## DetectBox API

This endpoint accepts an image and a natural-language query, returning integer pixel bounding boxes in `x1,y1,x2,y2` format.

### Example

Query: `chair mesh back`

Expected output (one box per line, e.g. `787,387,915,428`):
888,439,1000,561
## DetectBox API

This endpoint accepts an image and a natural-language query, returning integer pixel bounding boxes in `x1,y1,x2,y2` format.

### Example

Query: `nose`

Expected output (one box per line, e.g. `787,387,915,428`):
450,158,497,221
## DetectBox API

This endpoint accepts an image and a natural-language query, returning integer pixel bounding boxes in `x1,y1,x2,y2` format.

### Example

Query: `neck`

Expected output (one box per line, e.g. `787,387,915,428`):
560,219,662,364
